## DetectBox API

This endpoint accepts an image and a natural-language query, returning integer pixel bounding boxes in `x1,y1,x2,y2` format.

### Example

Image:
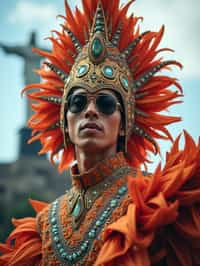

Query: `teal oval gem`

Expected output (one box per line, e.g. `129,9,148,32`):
110,199,118,207
100,216,105,221
96,220,102,227
77,251,81,256
72,198,81,217
66,76,70,84
52,228,58,234
118,186,127,195
103,210,109,216
51,217,56,224
57,243,62,249
59,248,64,254
61,252,67,258
68,255,73,261
92,190,97,196
72,253,77,260
91,38,103,58
81,242,88,251
88,229,96,239
120,76,129,90
54,236,59,243
81,245,86,251
51,211,56,216
95,25,103,32
102,66,114,79
77,64,89,77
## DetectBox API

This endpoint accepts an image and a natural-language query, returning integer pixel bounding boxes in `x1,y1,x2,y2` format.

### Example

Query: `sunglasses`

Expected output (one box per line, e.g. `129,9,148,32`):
67,93,121,115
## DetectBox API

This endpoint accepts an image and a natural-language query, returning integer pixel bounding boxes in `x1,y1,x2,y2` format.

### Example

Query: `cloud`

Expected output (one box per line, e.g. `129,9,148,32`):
8,0,59,26
122,0,200,80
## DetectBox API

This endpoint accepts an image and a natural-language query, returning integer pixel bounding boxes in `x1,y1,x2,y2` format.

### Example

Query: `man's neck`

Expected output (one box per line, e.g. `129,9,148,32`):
75,147,117,174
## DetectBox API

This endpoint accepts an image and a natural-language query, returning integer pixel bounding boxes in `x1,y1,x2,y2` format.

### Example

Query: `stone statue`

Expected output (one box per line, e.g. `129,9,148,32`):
0,31,49,156
0,31,48,119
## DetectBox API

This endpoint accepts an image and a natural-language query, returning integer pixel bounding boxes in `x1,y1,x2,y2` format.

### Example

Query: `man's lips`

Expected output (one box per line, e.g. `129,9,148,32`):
80,122,102,132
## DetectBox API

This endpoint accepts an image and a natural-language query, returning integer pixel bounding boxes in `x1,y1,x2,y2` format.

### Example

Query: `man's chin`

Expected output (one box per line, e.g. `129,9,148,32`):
77,138,105,152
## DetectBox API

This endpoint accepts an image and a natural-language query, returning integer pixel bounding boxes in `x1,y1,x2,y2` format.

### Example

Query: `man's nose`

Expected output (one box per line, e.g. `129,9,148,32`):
84,100,99,118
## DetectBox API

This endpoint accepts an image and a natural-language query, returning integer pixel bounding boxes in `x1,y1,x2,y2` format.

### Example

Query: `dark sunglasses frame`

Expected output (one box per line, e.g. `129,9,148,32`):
67,93,122,115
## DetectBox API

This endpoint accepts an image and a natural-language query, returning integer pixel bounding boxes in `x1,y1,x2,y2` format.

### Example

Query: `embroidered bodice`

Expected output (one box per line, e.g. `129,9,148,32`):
36,153,135,265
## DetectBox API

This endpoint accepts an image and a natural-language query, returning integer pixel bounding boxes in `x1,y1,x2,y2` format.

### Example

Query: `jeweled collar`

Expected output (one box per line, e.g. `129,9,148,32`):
70,152,128,190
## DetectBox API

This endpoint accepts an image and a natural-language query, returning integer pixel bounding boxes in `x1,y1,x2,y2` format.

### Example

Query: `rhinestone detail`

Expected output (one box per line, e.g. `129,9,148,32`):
77,64,89,78
102,66,114,79
91,37,103,59
120,75,129,90
49,185,128,265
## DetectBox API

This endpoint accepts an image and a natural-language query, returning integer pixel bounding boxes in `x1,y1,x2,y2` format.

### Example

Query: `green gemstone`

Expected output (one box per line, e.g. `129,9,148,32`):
52,224,57,229
121,76,129,89
91,38,103,58
96,19,103,25
118,189,124,195
68,255,73,261
110,199,118,207
57,243,62,249
77,65,89,77
61,252,67,258
92,190,97,196
96,220,102,227
66,76,70,84
118,186,127,195
95,25,103,32
72,198,81,217
72,253,77,260
51,211,56,216
103,66,114,78
51,217,56,224
103,210,109,216
59,248,64,254
52,228,58,234
100,216,105,221
81,245,86,251
77,251,81,256
54,236,59,243
88,229,96,239
81,242,88,251
122,186,127,192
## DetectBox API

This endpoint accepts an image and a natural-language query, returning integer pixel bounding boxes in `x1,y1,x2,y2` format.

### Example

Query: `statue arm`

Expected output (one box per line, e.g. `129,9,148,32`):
0,43,25,57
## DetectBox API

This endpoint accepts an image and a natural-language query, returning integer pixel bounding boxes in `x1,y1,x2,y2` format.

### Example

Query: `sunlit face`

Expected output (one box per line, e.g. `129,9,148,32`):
66,88,122,154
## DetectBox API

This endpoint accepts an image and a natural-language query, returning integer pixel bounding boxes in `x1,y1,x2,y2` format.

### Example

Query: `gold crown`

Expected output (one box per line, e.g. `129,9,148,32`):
59,1,138,152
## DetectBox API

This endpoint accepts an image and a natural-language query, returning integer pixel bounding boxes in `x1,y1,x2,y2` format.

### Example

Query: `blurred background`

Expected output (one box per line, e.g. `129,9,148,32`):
0,0,199,242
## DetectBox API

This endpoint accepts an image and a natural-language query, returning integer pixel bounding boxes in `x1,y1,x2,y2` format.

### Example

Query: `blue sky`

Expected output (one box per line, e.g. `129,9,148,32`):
0,0,199,170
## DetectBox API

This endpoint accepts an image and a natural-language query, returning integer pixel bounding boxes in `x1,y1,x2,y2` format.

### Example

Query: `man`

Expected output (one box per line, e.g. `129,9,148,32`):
1,1,200,265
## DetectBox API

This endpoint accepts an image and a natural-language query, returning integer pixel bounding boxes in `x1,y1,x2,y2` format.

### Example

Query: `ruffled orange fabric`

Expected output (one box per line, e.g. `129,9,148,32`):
95,131,200,266
0,199,48,266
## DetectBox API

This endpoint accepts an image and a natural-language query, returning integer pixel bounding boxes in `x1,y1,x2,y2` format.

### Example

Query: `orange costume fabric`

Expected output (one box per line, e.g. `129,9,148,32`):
0,1,199,265
0,132,200,266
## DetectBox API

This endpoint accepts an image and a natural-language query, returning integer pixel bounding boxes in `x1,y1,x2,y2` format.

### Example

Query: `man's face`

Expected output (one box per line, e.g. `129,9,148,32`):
66,88,122,153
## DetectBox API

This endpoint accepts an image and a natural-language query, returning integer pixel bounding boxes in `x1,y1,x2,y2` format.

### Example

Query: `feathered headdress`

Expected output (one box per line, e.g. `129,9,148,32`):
23,0,183,173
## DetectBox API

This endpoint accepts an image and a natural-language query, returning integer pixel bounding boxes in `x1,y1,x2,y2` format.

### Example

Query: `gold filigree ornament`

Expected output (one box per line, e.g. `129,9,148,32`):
59,1,135,152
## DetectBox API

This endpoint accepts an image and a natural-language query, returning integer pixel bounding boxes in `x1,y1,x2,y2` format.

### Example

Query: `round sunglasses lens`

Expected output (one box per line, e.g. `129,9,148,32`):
96,94,117,115
68,94,87,113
